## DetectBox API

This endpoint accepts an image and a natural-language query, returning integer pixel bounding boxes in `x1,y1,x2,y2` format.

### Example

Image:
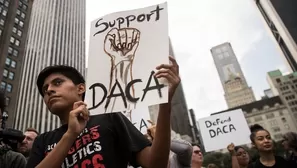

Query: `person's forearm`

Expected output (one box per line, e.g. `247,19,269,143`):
231,155,241,168
36,132,76,168
149,103,171,168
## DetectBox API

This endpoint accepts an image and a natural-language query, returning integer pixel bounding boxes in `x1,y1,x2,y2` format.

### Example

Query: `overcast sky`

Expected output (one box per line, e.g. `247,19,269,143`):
85,0,289,120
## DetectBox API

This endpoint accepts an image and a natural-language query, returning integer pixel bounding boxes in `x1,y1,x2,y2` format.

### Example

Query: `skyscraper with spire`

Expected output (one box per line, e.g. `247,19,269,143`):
211,42,256,108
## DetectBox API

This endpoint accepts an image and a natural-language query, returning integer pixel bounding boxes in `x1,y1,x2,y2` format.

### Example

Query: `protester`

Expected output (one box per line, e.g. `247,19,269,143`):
17,128,39,159
26,56,180,168
147,120,193,168
191,144,203,168
248,124,292,168
282,132,297,166
227,143,250,168
0,89,27,168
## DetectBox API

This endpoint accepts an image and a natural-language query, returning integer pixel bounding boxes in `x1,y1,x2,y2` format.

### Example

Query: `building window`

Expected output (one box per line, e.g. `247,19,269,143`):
16,9,21,15
223,52,230,57
1,81,6,89
270,120,278,126
10,37,15,43
5,97,10,106
15,18,19,24
6,84,12,92
11,60,16,68
5,57,11,66
276,78,281,83
21,12,25,19
2,9,7,16
272,127,281,132
17,30,22,37
8,47,13,54
279,110,284,116
15,39,20,46
13,49,18,57
284,124,290,130
254,116,263,122
8,72,14,80
12,27,17,33
281,117,287,123
274,133,283,140
4,1,8,7
266,113,275,119
22,4,28,11
0,19,4,26
3,69,8,77
19,21,24,27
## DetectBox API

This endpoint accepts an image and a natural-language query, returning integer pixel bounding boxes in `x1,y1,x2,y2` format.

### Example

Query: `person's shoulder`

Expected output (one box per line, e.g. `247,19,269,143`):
6,150,26,162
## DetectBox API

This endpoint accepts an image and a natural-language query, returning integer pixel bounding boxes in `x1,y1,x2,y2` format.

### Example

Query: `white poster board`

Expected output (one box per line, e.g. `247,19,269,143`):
131,107,151,134
86,2,169,119
197,109,251,152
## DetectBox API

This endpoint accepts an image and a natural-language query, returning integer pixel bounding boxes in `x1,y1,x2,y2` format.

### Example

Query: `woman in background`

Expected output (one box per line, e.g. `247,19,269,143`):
282,132,297,166
248,124,291,168
227,143,250,168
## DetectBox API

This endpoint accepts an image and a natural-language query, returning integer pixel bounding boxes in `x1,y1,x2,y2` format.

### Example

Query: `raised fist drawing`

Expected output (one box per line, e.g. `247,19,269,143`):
104,28,140,65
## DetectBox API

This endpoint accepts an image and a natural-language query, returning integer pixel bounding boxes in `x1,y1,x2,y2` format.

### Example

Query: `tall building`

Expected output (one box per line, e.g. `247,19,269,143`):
0,0,33,128
211,42,256,108
14,0,86,133
267,70,297,126
212,96,297,153
254,0,297,72
149,38,194,142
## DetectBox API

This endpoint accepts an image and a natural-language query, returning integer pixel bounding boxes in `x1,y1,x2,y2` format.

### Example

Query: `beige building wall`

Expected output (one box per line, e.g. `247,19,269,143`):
267,70,297,127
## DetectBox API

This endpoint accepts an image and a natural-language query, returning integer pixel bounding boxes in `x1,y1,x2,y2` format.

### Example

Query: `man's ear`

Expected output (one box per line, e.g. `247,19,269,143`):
77,83,86,95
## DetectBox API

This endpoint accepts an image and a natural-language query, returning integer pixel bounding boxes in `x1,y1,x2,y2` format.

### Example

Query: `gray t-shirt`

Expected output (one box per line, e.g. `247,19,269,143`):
0,150,27,168
168,138,193,168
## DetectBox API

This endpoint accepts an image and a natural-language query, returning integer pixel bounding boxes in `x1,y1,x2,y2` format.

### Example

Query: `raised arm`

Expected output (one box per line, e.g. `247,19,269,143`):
136,56,181,168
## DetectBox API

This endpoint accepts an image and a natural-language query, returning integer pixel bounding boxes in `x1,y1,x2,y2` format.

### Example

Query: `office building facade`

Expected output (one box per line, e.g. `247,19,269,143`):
0,0,33,127
211,42,256,108
14,0,86,133
254,0,297,72
267,70,297,126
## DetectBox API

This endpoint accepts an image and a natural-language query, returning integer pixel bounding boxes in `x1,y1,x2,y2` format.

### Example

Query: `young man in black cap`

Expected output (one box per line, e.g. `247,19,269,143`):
27,56,180,168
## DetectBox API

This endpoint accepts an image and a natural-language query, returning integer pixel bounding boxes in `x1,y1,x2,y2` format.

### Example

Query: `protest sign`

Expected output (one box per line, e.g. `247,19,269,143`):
197,109,251,152
131,107,151,134
86,2,169,120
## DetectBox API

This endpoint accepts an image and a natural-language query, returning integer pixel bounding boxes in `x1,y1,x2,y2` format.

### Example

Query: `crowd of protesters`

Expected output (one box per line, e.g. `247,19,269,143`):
1,57,297,168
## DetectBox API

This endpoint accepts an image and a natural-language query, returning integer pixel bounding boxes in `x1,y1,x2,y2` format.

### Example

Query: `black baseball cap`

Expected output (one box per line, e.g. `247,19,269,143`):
37,65,85,99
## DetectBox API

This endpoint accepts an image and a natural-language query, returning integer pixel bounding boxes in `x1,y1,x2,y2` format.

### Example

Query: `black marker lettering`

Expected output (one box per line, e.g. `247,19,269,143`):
93,5,165,36
105,79,127,111
126,79,142,103
88,83,107,111
141,71,165,101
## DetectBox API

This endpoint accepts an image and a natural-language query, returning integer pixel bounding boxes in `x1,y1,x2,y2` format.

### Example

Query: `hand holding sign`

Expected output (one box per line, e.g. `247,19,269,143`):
227,143,236,156
155,56,180,100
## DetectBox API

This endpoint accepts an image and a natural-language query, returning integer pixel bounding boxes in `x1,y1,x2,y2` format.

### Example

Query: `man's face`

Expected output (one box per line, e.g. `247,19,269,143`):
192,146,203,164
42,73,85,114
17,131,38,155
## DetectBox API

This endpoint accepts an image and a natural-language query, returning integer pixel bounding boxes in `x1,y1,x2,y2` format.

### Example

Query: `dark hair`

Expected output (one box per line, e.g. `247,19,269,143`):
234,146,246,152
26,128,39,135
283,132,297,150
0,89,6,112
37,65,85,100
249,124,268,143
